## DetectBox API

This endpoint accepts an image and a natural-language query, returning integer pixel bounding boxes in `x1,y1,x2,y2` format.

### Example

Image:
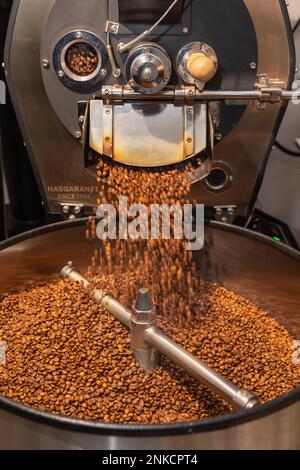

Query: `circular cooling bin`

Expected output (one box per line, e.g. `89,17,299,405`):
0,220,300,450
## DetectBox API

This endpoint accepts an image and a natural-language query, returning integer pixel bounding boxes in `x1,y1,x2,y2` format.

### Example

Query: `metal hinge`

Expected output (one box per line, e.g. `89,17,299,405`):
214,206,237,224
255,74,286,109
101,85,198,103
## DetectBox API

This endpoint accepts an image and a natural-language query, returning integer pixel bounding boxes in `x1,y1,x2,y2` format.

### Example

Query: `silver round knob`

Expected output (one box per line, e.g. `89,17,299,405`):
125,43,172,95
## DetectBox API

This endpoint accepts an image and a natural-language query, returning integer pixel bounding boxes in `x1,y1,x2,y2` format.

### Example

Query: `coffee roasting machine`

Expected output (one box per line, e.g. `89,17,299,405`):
1,0,300,450
3,0,299,223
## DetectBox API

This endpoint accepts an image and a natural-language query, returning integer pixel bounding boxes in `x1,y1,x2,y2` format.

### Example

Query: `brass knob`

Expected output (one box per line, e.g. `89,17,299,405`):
186,52,217,83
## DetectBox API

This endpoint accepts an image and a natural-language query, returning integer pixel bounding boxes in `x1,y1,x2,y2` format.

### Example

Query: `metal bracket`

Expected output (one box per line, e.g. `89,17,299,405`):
102,85,124,103
105,21,120,35
102,104,113,157
214,206,237,224
255,74,284,109
181,89,197,159
184,105,195,157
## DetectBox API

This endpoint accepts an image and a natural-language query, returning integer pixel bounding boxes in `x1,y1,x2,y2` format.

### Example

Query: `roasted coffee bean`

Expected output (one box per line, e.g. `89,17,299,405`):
65,43,98,77
85,156,205,324
0,277,300,424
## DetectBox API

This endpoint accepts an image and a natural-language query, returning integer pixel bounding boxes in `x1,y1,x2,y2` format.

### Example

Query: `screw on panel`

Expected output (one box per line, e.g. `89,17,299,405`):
74,131,82,139
62,205,70,215
74,206,82,215
41,59,50,69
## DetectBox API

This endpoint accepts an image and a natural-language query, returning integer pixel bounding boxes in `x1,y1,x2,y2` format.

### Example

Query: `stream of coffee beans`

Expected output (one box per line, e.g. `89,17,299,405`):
86,157,204,324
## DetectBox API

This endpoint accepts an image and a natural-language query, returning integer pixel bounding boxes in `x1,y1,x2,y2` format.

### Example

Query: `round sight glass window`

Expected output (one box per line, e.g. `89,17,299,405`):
65,42,99,77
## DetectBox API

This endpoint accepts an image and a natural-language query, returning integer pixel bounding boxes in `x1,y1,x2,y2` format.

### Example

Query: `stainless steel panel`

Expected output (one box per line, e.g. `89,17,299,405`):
5,0,293,216
192,0,293,210
89,100,207,166
5,0,99,214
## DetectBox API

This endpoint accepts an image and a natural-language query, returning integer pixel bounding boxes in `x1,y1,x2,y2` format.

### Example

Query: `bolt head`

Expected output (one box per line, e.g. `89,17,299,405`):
74,131,82,139
113,69,122,78
57,70,64,78
250,62,257,70
74,206,82,215
117,42,125,52
41,59,50,69
183,27,189,34
62,205,70,214
100,69,107,77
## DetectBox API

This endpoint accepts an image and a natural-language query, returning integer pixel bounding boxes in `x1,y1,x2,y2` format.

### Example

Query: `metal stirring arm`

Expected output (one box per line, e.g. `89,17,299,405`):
61,264,260,411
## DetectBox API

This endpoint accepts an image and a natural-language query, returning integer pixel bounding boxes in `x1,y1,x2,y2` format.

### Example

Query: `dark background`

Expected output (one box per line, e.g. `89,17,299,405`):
0,0,45,241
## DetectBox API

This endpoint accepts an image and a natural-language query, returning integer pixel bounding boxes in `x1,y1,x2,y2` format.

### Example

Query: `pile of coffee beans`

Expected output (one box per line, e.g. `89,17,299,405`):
65,42,98,77
2,145,299,425
0,275,299,423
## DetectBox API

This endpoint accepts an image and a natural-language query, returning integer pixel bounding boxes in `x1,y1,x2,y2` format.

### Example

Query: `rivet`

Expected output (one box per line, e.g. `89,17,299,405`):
41,59,50,69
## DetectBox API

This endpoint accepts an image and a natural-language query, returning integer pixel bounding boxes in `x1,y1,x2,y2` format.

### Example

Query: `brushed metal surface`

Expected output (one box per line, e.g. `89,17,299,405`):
5,0,292,216
5,0,99,214
0,399,300,449
0,221,300,449
193,0,293,210
89,100,208,166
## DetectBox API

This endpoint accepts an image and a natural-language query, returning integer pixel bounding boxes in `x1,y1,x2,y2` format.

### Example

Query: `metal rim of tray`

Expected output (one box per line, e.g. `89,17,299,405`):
0,219,300,437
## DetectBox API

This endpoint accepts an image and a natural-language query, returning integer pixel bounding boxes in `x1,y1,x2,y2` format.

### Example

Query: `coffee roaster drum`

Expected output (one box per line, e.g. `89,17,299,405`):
0,221,299,450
